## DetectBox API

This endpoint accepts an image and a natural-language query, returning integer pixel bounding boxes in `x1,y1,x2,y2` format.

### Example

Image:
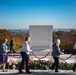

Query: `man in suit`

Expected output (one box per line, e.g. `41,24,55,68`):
51,39,63,72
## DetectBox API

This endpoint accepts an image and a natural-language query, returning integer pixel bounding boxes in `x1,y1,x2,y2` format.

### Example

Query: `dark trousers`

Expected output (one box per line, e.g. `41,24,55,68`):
51,57,59,71
10,46,15,52
73,64,76,69
19,52,30,72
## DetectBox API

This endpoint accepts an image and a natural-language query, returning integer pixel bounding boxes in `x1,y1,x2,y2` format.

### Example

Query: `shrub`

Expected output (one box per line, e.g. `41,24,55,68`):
6,60,73,70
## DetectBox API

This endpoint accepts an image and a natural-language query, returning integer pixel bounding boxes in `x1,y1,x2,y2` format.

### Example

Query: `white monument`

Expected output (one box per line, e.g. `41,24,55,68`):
29,25,53,51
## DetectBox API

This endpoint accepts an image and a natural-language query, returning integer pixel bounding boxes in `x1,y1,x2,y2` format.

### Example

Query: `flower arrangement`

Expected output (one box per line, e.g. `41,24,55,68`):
29,59,33,64
7,59,73,70
7,59,18,69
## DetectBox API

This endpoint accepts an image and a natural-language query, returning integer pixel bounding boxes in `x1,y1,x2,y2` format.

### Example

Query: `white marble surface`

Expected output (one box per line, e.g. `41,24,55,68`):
29,25,53,50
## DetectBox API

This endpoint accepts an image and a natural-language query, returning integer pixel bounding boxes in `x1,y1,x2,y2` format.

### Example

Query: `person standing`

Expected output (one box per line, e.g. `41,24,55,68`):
10,37,15,53
0,38,8,72
51,39,63,72
18,36,32,74
72,42,76,72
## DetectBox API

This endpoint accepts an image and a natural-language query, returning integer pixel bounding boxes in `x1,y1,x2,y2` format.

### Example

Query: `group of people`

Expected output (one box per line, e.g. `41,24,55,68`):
0,37,32,74
17,38,76,73
0,36,76,74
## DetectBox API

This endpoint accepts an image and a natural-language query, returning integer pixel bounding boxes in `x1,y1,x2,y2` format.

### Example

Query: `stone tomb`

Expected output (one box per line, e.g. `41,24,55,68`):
29,25,53,52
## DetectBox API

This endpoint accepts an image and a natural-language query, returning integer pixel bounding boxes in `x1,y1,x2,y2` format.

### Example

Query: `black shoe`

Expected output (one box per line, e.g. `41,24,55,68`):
55,71,59,72
72,68,75,72
26,72,31,74
18,71,24,74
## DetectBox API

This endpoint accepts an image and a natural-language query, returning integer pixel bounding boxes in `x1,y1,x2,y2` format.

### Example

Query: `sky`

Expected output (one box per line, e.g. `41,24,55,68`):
0,0,76,29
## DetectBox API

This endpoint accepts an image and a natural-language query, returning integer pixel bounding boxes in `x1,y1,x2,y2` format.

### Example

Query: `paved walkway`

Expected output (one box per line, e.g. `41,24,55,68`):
0,70,76,75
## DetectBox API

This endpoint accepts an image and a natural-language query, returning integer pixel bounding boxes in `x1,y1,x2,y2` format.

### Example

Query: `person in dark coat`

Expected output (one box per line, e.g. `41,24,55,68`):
10,37,15,53
51,39,63,72
72,42,76,72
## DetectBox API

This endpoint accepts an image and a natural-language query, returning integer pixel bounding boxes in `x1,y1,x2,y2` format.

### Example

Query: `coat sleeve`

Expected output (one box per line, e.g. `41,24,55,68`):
56,45,63,55
2,44,8,53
